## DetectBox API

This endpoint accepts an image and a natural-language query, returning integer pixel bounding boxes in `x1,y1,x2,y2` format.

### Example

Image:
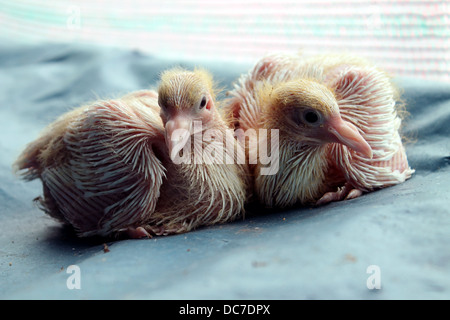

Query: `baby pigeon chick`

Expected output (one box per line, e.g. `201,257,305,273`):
14,90,164,238
226,53,414,208
14,68,248,238
150,68,249,235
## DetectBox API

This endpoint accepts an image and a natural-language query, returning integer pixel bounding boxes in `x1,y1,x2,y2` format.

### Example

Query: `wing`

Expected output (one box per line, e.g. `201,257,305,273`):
42,93,167,236
225,53,306,131
325,63,414,191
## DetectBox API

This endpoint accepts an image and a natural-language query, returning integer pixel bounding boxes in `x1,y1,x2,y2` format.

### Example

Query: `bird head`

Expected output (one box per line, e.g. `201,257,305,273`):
262,79,373,158
158,67,217,160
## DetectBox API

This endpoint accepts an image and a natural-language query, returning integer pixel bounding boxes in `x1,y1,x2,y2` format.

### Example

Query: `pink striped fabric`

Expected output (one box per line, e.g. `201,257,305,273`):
0,0,448,81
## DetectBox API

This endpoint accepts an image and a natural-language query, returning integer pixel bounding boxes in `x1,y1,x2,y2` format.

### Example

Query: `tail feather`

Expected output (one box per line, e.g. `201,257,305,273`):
13,135,51,180
13,107,82,179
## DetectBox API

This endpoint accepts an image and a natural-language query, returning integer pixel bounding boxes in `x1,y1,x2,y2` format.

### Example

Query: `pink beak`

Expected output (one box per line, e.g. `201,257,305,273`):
326,116,373,159
165,115,192,160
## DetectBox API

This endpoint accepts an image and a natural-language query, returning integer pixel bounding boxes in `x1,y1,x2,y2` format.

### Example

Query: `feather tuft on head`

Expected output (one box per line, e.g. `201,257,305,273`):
158,67,218,111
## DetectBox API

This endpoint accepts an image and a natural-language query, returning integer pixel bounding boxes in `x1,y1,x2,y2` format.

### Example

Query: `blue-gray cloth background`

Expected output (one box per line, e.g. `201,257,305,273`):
0,43,449,299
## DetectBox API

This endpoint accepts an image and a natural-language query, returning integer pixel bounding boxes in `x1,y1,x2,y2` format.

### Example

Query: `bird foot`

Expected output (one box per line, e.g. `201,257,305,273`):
144,224,189,236
125,223,190,239
126,226,152,239
316,183,363,206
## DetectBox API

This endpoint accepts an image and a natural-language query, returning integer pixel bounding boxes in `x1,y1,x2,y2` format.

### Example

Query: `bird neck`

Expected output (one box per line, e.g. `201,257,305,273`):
255,140,329,207
169,119,239,168
279,141,329,185
162,119,247,221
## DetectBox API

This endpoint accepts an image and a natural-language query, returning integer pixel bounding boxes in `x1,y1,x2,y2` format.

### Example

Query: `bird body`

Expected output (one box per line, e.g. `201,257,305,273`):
15,69,248,238
226,53,414,207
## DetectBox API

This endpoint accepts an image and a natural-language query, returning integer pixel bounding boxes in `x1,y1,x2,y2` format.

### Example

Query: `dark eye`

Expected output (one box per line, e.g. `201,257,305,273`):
304,110,319,124
199,96,207,109
303,110,321,125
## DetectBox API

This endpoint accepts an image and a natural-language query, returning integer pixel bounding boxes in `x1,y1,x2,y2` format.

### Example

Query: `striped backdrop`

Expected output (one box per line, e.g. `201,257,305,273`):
0,0,448,82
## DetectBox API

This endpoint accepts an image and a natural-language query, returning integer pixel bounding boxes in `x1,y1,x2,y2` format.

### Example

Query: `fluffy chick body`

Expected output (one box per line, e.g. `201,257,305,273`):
226,53,414,207
15,69,248,237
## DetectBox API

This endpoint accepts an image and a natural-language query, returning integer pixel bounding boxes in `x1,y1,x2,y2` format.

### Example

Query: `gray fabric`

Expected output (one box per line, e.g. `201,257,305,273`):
1,43,449,299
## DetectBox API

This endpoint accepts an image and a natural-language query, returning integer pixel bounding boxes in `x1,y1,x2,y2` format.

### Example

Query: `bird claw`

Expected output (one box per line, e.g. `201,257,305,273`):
316,183,363,206
145,224,189,236
126,226,152,239
345,188,363,200
124,224,189,239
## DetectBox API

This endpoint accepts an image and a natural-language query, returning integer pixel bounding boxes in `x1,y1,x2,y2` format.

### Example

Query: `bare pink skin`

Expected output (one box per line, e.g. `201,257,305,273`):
126,227,151,239
316,183,363,205
163,94,214,159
